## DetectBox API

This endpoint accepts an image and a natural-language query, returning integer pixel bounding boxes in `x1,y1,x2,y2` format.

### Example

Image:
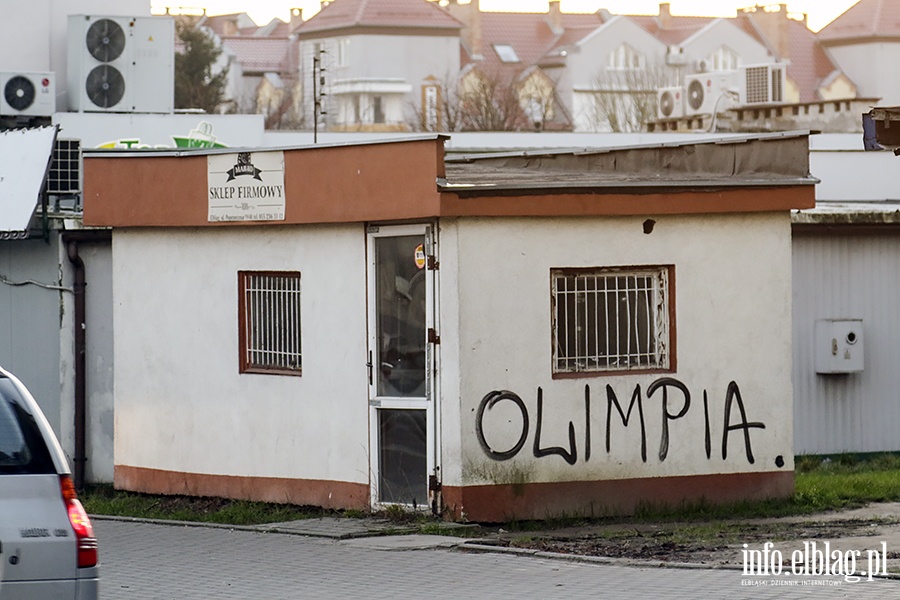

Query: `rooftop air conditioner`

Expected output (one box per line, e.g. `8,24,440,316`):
739,63,787,106
657,86,684,119
1,72,56,117
684,71,737,117
67,15,174,113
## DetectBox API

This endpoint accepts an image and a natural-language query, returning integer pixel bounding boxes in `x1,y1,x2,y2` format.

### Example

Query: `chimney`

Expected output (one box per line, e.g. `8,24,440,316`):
290,7,303,34
548,0,563,34
747,4,790,59
659,2,671,28
222,17,238,36
447,0,483,58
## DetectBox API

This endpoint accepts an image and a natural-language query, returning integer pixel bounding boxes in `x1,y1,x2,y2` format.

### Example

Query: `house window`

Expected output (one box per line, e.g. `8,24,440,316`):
608,44,644,69
373,96,385,123
551,266,673,375
493,44,520,63
708,46,739,71
238,271,302,375
338,38,350,67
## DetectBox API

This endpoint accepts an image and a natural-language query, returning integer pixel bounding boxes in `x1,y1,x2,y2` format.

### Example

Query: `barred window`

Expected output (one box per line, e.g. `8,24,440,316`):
552,266,673,375
238,271,302,375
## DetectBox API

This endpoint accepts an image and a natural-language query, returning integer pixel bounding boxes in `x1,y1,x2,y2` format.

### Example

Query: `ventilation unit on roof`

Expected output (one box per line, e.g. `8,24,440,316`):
1,72,56,117
683,72,737,117
67,15,174,113
738,63,786,106
657,87,684,119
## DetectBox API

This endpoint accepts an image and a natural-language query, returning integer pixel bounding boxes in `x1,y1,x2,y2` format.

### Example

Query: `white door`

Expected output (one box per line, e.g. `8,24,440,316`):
367,224,439,510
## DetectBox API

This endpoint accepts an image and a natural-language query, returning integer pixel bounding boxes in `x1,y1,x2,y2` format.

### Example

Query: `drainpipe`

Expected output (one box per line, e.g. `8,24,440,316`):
62,230,110,491
66,240,87,490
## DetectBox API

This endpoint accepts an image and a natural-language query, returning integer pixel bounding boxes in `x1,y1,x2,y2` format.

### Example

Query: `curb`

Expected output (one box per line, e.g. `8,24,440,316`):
89,514,413,539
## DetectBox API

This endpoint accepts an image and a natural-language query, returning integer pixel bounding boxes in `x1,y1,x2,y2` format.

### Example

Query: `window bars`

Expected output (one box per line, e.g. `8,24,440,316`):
552,267,670,374
239,271,302,375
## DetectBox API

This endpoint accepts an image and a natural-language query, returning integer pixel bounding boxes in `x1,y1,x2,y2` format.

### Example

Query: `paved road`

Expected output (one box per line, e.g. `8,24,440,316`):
95,519,897,599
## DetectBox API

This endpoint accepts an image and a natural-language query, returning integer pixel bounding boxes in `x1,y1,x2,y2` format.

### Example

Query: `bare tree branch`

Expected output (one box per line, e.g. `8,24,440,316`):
584,66,674,132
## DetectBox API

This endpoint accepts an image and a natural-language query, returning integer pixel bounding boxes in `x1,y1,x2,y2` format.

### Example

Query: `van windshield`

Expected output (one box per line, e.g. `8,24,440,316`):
0,377,56,475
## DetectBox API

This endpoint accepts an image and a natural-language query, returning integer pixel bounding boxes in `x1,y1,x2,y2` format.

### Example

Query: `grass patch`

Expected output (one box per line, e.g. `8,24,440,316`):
81,453,900,532
502,452,900,532
81,484,330,525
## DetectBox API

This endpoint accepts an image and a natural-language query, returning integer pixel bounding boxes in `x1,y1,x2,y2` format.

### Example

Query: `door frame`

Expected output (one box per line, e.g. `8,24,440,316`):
366,223,440,510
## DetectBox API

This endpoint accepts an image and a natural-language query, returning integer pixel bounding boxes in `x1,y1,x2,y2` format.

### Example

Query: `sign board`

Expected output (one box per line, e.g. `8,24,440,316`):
0,126,57,237
208,151,286,222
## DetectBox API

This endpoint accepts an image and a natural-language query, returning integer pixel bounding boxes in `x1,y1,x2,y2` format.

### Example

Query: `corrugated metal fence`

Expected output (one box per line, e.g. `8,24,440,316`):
793,232,900,454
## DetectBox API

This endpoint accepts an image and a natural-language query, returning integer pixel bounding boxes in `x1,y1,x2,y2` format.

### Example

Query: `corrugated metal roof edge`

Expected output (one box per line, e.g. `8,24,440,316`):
438,176,819,194
793,202,900,225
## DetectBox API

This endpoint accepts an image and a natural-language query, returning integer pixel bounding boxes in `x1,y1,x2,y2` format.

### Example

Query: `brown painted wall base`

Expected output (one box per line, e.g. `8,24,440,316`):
115,465,370,511
442,471,794,523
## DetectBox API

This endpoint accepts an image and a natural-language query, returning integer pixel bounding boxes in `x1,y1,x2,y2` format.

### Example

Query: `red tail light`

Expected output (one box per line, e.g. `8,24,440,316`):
60,476,98,568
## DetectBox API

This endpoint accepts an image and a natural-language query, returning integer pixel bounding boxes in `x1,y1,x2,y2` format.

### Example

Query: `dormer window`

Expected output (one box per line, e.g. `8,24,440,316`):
493,44,520,63
608,44,644,69
708,46,739,71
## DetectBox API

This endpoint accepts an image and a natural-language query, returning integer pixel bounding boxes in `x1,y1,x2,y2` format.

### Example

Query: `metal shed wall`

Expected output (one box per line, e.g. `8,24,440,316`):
792,231,900,454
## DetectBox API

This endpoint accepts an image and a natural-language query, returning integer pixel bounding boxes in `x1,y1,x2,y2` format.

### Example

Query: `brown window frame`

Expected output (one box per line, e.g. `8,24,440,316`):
238,270,302,376
551,265,676,378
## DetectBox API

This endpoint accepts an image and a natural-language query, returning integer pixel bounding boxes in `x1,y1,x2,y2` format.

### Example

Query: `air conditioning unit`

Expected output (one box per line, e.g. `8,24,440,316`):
67,15,174,113
657,87,684,119
1,72,56,117
683,72,737,116
738,63,787,105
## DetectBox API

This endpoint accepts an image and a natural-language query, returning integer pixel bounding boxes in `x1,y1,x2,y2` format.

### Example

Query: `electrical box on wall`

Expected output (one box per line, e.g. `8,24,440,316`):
815,319,864,374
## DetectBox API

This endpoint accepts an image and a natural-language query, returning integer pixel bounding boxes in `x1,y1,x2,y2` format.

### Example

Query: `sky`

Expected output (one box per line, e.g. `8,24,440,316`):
150,0,862,32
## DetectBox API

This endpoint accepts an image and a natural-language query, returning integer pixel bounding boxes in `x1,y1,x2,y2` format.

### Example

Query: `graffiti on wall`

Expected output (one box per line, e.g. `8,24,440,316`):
475,378,776,467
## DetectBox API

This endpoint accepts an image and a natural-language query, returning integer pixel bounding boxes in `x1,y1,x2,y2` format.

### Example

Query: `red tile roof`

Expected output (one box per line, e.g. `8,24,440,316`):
297,0,462,35
201,13,259,37
784,18,847,101
221,37,292,73
629,14,768,47
467,11,598,75
818,0,900,43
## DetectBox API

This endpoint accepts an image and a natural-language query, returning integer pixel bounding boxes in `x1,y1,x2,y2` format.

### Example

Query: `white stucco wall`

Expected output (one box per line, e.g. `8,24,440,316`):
680,20,773,72
440,214,794,488
112,225,370,484
828,42,900,105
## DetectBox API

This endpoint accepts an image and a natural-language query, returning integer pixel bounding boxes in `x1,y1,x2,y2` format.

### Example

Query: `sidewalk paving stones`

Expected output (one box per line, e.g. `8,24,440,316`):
94,519,898,599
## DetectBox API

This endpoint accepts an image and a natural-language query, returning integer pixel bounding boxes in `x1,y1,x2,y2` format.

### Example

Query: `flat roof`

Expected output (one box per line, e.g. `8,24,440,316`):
442,131,818,194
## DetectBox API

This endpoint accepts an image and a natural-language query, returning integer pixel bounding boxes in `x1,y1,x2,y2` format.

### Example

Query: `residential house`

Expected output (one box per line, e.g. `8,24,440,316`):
818,0,900,105
82,132,812,520
442,1,861,132
177,11,304,126
295,0,462,132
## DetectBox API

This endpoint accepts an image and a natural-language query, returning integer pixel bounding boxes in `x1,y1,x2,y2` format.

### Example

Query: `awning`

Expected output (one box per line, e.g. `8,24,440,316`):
0,126,58,239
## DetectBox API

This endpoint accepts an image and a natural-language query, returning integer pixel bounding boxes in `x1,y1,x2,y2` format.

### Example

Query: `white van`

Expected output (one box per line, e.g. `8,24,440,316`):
0,366,99,599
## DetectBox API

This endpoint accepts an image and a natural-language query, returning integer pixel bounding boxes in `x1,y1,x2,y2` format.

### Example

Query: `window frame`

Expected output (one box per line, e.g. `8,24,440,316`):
708,45,740,72
238,270,303,376
493,44,520,63
550,265,676,379
607,43,645,70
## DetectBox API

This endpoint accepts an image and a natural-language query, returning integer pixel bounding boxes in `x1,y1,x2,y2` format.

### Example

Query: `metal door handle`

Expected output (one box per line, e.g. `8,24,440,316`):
366,351,373,385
